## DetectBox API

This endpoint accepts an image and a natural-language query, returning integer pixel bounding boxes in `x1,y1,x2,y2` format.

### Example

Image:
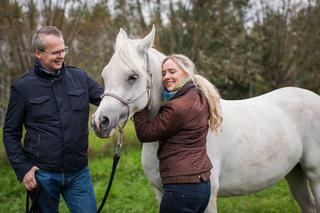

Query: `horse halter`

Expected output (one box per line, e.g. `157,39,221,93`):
100,52,152,130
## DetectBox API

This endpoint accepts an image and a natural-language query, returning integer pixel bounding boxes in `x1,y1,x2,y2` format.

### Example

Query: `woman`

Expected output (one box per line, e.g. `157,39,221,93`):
133,54,223,213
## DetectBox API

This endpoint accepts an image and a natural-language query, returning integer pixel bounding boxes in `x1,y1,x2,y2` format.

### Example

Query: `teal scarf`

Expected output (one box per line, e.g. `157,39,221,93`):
163,90,178,102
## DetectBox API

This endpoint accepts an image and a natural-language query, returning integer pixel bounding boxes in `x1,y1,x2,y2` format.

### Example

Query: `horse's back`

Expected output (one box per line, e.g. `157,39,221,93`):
222,86,320,138
253,86,320,108
224,86,320,106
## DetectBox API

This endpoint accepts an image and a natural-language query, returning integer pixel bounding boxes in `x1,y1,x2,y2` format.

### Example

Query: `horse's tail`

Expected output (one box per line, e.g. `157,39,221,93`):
194,74,223,132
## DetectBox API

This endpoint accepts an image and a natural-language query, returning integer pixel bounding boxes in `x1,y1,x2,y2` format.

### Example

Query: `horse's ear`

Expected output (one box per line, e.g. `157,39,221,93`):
138,25,155,53
115,28,128,51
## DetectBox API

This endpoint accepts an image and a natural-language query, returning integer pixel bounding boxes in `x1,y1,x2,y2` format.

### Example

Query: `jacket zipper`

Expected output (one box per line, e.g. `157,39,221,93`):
37,134,40,159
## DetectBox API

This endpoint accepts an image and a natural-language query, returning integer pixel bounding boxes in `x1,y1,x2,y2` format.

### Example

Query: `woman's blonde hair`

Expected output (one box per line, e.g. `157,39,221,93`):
162,54,223,132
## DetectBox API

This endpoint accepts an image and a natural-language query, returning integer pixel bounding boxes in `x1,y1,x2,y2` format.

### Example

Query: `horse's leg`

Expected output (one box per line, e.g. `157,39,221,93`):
153,186,163,204
204,174,219,213
309,178,320,212
285,164,316,213
305,166,320,212
301,134,320,212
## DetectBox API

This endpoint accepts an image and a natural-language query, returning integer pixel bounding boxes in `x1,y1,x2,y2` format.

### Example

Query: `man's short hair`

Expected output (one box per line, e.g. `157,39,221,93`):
32,26,63,51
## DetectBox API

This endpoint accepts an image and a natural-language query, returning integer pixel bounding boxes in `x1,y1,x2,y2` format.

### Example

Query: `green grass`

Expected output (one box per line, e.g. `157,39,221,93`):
217,182,300,213
0,126,301,213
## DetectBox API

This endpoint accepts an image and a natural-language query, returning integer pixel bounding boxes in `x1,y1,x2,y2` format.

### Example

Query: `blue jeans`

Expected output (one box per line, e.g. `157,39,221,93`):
160,179,211,213
34,166,96,213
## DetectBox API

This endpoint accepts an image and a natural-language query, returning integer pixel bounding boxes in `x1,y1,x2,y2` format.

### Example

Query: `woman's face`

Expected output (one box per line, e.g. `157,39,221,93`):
162,59,189,92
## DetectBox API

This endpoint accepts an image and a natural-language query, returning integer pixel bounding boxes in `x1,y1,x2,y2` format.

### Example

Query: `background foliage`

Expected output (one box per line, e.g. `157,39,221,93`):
0,0,319,104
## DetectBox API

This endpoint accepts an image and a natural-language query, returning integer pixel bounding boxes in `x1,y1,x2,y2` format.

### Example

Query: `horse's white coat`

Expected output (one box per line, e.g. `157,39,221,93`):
92,26,320,213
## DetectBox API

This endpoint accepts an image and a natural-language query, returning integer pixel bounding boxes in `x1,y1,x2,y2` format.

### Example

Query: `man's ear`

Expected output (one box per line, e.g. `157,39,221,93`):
34,49,42,59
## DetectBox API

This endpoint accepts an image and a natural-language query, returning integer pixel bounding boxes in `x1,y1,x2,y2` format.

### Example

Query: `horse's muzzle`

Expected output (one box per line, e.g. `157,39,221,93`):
91,116,115,138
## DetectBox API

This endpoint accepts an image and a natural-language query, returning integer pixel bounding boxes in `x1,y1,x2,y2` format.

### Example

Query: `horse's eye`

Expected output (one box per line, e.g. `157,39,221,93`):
128,73,139,81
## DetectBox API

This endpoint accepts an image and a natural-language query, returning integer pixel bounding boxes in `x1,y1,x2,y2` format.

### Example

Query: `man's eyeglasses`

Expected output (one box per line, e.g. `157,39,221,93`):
38,46,69,56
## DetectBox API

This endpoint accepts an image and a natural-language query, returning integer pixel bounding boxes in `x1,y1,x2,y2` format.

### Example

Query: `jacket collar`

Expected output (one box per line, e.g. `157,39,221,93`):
34,58,65,80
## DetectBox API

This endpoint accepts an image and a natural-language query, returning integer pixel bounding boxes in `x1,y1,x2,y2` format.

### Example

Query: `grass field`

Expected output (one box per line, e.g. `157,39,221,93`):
0,123,301,212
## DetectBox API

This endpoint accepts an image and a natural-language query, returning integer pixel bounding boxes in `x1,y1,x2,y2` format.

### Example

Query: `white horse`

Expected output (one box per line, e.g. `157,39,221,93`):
92,26,320,213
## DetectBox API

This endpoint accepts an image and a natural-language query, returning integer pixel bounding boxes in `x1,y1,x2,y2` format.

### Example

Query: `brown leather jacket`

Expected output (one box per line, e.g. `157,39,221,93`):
133,81,212,184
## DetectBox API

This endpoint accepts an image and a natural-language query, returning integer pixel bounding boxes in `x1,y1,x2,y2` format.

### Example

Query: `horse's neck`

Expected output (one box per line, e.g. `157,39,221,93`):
142,49,164,155
147,48,165,118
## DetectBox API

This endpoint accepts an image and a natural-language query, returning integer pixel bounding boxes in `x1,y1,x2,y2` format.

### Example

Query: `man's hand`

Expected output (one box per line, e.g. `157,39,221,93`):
23,166,39,191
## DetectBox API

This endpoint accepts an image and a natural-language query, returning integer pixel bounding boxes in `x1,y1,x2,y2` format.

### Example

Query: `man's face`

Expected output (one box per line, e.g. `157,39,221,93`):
35,34,66,72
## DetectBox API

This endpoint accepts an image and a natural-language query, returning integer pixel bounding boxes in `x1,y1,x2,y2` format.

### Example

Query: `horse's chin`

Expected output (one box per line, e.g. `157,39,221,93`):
94,128,115,138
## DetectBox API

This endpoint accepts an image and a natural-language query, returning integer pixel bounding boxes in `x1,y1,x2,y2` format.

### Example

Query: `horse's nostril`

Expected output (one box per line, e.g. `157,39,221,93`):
101,116,109,124
100,116,110,131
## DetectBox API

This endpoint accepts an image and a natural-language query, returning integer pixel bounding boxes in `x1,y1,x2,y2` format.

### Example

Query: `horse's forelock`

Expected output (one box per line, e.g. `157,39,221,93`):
114,40,148,78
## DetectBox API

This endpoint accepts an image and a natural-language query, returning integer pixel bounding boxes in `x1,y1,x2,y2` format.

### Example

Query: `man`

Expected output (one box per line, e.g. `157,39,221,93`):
3,26,103,212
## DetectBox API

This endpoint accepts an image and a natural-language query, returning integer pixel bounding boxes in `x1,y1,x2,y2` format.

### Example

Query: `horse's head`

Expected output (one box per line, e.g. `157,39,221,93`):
92,26,163,138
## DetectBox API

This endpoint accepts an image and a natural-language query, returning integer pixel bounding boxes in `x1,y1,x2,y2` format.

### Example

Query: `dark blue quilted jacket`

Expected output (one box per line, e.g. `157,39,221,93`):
3,60,103,181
